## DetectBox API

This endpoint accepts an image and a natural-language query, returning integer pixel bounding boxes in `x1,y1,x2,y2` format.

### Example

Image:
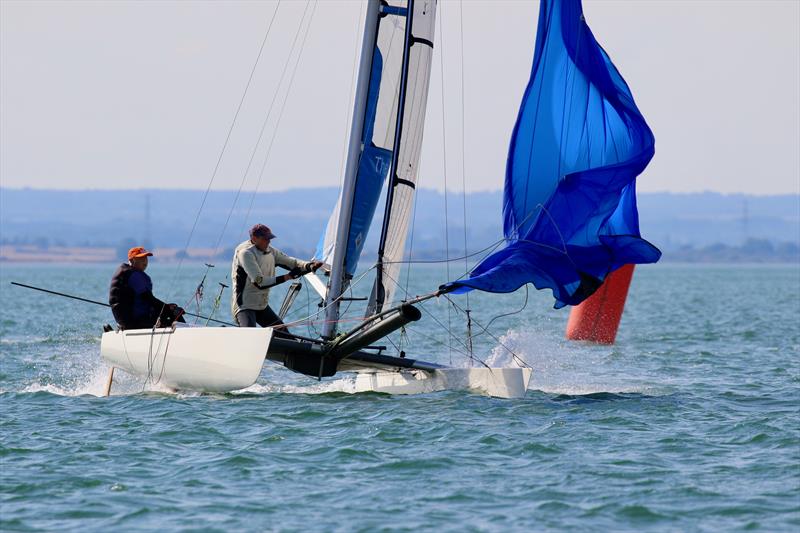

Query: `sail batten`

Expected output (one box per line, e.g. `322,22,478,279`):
443,0,660,308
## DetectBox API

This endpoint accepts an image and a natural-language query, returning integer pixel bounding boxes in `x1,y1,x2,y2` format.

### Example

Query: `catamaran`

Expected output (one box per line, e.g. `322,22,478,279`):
100,0,659,398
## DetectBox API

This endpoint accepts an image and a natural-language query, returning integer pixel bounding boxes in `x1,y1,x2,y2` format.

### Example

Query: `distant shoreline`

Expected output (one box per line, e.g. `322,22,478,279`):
1,244,797,264
0,245,222,264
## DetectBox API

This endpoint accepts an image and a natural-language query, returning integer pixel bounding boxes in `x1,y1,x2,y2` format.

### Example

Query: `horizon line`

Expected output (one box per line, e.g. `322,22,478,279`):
1,186,797,198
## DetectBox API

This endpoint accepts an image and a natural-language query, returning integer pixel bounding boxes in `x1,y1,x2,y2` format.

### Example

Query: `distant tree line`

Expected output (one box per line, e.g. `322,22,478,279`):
662,238,799,263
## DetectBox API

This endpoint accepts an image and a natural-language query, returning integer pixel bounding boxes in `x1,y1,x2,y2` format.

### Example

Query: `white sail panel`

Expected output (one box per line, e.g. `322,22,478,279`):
370,0,437,312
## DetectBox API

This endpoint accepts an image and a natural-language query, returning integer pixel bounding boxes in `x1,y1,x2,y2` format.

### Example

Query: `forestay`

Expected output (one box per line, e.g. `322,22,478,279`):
443,0,660,308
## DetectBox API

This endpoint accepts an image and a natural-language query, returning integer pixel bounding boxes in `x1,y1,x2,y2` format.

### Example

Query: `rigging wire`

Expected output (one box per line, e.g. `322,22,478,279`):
166,0,283,300
379,264,490,369
378,252,529,371
275,263,378,331
337,1,368,190
437,4,453,366
402,323,474,361
403,151,424,301
443,293,531,369
209,0,312,259
470,285,529,340
241,0,320,234
458,0,471,314
384,236,505,265
188,262,214,324
205,281,228,326
457,0,475,361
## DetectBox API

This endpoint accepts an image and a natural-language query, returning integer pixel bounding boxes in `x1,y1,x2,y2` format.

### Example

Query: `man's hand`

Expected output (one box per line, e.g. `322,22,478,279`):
305,261,324,273
287,267,304,280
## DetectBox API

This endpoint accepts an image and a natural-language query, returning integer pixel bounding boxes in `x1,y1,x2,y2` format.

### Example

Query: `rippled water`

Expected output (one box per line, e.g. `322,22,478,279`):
1,263,799,531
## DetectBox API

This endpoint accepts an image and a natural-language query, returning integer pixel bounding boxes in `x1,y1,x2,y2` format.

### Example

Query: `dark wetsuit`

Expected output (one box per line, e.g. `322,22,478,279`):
109,263,182,329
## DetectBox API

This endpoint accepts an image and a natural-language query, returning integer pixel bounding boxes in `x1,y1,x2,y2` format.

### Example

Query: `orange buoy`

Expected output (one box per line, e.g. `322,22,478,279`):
565,264,635,344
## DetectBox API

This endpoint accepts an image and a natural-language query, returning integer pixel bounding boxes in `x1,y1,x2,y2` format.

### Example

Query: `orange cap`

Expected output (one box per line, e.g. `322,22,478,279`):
128,247,153,260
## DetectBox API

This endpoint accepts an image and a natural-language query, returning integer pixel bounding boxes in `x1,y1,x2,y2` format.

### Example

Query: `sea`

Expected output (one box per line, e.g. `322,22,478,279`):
1,262,798,532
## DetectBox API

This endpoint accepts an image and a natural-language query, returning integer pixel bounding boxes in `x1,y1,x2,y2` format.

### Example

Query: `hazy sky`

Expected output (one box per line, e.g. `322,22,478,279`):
1,0,798,195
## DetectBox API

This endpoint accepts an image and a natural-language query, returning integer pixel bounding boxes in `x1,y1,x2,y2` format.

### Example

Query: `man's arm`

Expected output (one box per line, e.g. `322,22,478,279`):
239,248,285,289
273,249,323,276
272,248,306,271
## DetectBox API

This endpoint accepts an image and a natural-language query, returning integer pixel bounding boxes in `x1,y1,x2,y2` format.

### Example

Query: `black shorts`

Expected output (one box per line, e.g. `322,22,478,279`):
235,306,283,328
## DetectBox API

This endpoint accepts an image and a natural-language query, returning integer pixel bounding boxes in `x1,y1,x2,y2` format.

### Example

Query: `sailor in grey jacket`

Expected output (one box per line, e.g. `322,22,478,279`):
230,224,322,327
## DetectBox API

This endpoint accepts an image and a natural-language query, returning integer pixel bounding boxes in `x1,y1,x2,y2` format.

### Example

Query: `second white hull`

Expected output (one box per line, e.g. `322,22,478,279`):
101,327,271,392
347,367,533,399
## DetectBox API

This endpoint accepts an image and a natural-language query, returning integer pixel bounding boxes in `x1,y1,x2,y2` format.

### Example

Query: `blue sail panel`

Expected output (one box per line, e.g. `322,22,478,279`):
343,144,392,274
444,0,660,308
315,48,391,275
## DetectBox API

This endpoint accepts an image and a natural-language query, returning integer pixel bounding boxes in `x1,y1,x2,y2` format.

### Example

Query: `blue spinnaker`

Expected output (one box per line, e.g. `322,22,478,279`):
443,0,660,308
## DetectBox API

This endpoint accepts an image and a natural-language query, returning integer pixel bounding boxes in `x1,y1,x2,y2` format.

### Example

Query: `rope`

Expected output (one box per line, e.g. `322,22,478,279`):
273,263,378,332
205,282,227,326
241,0,319,233
376,256,528,371
458,0,470,321
209,0,311,259
437,6,453,365
404,150,425,301
166,1,282,300
470,285,529,340
379,264,490,369
443,294,531,369
401,323,473,360
337,1,367,190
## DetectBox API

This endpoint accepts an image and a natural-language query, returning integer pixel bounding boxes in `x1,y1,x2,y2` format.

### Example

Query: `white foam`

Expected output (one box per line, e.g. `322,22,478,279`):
236,374,362,395
20,362,177,397
483,328,661,396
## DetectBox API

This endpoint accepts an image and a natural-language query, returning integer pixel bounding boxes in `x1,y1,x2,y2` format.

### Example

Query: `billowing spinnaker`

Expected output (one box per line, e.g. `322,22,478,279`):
443,0,660,308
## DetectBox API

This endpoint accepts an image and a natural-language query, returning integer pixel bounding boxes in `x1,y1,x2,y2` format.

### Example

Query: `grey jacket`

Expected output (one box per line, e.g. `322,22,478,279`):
230,240,310,317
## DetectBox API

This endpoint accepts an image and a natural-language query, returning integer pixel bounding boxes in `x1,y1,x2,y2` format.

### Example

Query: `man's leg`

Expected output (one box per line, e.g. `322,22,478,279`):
255,306,291,337
235,309,258,327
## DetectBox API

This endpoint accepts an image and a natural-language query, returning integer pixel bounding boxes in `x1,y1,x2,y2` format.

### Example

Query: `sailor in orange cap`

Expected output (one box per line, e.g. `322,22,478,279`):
108,247,185,330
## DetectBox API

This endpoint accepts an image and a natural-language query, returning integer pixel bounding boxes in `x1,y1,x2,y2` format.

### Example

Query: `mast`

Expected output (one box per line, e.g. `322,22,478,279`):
370,0,416,315
322,0,382,339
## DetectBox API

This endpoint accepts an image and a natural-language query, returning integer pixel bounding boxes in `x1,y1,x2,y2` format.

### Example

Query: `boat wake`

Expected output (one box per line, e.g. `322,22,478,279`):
9,326,664,399
237,376,366,396
16,359,176,398
485,328,668,397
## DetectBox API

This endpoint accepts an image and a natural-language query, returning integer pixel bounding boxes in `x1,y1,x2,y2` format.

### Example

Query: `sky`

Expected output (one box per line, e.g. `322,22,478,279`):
1,0,798,195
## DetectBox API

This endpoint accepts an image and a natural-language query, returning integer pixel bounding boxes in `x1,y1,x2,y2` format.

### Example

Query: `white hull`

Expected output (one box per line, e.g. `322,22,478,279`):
101,327,531,398
100,327,271,392
346,367,533,399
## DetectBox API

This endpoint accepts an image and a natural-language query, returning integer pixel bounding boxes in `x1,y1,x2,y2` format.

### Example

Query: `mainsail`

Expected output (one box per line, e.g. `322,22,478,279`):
443,0,660,308
318,0,437,335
